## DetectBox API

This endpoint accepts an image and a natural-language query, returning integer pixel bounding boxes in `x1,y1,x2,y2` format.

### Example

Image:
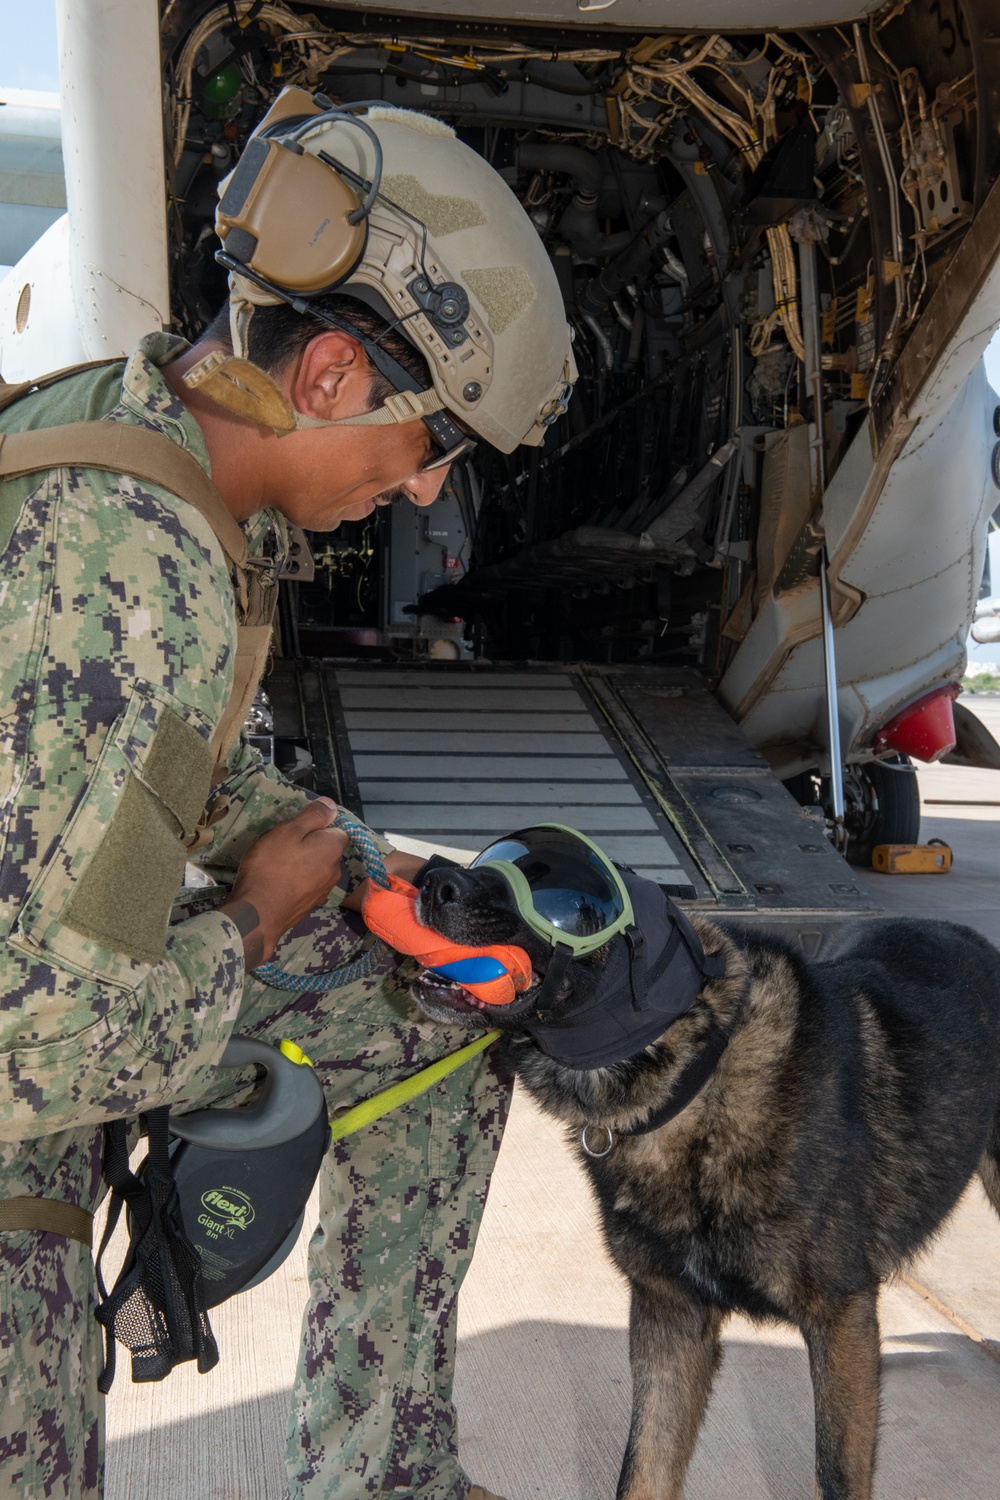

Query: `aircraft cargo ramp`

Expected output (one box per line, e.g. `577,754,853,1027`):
266,659,878,945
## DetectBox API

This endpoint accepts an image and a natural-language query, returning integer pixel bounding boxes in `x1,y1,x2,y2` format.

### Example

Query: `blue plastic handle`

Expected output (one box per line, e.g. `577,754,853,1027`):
430,956,508,983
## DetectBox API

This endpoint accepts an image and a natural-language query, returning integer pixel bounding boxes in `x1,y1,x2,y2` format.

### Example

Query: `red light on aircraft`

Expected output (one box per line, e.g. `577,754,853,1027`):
873,683,960,763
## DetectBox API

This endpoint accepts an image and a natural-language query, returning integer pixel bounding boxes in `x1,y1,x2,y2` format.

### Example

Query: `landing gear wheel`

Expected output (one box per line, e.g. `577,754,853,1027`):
842,757,920,867
783,757,921,867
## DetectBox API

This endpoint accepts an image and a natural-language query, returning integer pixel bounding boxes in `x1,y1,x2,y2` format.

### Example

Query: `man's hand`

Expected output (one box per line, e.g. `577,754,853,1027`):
219,798,347,967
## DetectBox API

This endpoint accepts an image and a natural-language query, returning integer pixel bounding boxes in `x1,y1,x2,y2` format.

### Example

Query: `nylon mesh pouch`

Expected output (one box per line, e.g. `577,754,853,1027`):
95,1108,219,1391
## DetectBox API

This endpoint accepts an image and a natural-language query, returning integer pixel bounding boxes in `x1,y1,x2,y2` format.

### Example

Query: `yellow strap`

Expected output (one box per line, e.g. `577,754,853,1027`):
329,1030,501,1142
0,1195,94,1247
0,422,249,568
280,1039,314,1065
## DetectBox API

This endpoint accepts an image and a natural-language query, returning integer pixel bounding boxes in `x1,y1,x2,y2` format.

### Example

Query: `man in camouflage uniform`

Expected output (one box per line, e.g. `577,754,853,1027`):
0,103,574,1500
0,327,510,1500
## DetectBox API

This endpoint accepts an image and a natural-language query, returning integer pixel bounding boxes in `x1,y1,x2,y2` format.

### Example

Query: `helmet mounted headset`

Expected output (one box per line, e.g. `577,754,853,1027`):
185,86,577,454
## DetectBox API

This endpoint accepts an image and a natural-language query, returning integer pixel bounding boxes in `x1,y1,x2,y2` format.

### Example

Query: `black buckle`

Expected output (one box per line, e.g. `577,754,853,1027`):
535,941,574,1017
624,924,648,1010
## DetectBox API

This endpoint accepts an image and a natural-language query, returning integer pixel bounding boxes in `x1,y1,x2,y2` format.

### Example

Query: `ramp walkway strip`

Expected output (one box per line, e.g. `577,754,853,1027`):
334,669,693,889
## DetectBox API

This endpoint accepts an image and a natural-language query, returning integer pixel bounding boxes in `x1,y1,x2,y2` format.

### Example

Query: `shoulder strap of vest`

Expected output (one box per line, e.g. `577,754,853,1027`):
0,357,126,415
0,420,248,568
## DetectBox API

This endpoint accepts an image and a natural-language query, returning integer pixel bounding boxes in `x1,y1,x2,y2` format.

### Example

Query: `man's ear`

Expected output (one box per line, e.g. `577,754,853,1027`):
289,329,371,421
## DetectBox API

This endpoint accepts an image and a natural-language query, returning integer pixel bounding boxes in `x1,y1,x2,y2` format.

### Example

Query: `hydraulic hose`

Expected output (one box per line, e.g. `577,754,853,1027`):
517,144,631,259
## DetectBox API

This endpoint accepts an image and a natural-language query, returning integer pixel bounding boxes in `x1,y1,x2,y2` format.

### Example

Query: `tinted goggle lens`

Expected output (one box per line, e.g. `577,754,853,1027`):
471,826,627,940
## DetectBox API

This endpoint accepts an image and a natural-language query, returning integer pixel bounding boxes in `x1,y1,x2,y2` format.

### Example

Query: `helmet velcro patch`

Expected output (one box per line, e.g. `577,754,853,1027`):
380,173,487,236
462,266,536,334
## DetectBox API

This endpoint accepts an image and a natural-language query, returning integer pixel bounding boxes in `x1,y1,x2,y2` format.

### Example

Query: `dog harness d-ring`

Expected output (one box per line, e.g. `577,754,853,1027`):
580,1124,614,1158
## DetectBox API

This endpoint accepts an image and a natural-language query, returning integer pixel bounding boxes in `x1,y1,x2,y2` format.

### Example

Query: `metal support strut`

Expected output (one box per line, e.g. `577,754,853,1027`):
820,549,847,850
788,206,829,505
789,207,846,851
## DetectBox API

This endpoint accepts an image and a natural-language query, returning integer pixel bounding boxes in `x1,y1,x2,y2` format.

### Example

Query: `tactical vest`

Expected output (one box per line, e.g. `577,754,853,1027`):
0,359,280,833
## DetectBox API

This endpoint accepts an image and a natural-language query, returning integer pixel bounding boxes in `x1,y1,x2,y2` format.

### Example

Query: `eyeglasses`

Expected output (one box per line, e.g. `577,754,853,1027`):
470,824,635,956
420,415,477,472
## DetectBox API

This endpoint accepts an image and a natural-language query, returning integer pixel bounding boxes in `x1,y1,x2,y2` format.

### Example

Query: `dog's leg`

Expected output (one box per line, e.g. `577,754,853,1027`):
801,1288,880,1500
617,1277,722,1500
977,1111,1000,1217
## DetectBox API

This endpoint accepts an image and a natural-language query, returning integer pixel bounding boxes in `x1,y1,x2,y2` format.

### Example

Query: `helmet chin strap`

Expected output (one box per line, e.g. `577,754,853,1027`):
293,387,447,430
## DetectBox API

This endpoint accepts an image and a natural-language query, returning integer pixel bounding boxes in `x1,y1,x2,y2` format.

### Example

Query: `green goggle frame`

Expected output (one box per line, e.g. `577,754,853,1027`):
472,823,635,957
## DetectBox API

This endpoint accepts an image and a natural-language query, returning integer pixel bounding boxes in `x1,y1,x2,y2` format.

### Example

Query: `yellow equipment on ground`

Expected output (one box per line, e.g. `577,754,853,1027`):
871,841,952,874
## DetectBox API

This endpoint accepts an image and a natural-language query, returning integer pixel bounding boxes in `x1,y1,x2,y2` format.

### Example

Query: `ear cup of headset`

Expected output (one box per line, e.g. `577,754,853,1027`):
216,135,368,294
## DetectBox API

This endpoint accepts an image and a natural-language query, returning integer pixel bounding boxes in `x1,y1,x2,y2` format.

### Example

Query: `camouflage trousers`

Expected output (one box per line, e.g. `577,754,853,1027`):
0,897,511,1500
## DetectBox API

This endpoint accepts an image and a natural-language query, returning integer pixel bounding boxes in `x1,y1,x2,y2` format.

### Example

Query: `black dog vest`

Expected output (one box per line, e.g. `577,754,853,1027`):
524,871,726,1070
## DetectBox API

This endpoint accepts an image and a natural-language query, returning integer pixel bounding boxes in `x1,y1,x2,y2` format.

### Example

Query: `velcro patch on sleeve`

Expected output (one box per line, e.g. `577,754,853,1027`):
138,701,214,834
14,682,216,975
63,774,189,962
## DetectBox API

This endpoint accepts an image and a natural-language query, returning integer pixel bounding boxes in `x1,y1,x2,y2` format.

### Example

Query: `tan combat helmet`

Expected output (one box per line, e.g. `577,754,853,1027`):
198,88,576,454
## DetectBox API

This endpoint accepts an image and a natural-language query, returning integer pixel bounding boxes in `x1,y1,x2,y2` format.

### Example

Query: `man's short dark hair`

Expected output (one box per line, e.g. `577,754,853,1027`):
201,294,431,407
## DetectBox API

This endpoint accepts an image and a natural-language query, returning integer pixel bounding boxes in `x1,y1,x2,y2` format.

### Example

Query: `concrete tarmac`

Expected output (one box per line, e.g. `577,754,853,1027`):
105,699,1000,1500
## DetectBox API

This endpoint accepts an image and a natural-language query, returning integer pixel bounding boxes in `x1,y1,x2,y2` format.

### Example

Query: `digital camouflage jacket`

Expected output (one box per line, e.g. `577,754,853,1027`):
0,334,380,1142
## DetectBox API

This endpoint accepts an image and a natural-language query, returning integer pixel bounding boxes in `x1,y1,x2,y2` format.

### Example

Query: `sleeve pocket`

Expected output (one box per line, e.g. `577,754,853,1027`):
11,681,214,984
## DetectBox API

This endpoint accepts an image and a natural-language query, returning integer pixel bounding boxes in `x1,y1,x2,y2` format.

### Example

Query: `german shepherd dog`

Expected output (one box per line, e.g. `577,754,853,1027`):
412,865,1000,1500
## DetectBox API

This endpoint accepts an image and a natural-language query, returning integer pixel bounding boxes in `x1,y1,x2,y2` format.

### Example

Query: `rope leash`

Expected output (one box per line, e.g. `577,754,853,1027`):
252,809,392,993
259,811,503,1132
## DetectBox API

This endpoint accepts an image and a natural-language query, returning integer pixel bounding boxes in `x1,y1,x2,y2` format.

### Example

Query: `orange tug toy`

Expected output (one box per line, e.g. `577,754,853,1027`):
362,874,533,1007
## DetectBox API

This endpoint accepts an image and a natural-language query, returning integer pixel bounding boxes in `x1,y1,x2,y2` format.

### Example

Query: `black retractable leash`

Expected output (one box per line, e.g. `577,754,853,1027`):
168,1036,329,1308
94,1037,329,1391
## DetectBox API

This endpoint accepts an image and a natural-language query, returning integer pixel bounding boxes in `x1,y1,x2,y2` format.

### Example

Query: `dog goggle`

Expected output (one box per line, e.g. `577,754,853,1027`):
469,825,635,956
